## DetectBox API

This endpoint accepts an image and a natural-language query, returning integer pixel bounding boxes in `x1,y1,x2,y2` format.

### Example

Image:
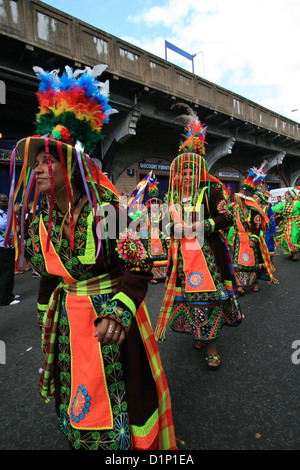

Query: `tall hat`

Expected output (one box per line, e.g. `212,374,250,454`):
167,103,225,212
236,161,267,200
167,103,208,206
6,64,118,259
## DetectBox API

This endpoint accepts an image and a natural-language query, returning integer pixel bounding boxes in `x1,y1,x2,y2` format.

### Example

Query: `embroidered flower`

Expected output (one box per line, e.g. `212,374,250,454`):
254,214,261,225
114,413,131,450
217,199,230,214
59,409,70,436
92,294,111,315
188,272,203,287
70,384,92,423
116,229,147,262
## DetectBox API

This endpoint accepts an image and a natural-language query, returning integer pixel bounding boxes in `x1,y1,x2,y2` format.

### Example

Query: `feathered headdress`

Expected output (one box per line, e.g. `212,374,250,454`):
6,64,118,262
148,177,159,198
239,161,267,198
172,103,207,157
16,64,116,164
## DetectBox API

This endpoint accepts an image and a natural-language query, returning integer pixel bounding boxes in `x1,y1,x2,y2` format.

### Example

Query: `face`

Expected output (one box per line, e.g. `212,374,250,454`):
34,150,65,195
253,194,261,204
0,194,8,211
285,191,292,202
181,168,198,193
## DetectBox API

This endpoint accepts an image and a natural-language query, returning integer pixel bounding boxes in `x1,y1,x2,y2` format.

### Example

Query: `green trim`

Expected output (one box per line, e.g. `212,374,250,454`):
131,409,158,437
77,212,96,264
113,292,137,317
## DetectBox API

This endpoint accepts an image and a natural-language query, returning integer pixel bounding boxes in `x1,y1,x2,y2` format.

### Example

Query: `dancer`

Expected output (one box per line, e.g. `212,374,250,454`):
253,190,277,265
231,166,278,293
7,65,176,450
137,177,169,283
272,188,300,261
155,104,243,370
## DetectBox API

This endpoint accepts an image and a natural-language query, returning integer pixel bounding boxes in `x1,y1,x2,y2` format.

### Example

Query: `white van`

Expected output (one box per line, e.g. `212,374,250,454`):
269,187,299,204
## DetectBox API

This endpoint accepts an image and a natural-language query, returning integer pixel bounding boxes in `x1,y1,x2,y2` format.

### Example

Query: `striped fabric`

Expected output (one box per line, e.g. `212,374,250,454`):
155,239,179,341
136,301,176,450
258,236,279,284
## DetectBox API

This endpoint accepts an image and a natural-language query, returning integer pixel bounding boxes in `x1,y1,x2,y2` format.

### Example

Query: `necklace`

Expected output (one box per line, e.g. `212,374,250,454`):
56,193,84,217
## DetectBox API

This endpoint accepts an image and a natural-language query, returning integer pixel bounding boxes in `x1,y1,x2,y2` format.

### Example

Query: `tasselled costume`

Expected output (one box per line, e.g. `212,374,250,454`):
155,104,243,345
231,165,279,287
6,65,176,450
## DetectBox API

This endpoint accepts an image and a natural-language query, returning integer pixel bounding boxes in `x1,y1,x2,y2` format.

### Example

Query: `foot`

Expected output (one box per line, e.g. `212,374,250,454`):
194,341,205,350
237,287,244,295
252,282,259,292
206,353,221,370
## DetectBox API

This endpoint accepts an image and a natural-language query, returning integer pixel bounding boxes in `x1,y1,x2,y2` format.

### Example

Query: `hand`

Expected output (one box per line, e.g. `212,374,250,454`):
174,223,185,238
249,241,256,248
186,221,202,238
94,317,126,346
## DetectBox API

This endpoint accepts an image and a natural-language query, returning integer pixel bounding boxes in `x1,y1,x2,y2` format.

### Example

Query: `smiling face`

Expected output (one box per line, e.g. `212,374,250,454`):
34,150,65,195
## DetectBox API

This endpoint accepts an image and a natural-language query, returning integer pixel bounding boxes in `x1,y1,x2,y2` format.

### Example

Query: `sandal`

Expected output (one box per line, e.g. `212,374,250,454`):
194,341,205,350
206,353,221,370
252,284,260,292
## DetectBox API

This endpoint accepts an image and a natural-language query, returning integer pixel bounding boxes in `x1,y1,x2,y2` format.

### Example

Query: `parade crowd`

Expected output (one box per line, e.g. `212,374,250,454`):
0,64,299,451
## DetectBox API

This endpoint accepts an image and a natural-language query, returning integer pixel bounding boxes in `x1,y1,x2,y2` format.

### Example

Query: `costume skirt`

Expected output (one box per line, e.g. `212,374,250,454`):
169,292,242,344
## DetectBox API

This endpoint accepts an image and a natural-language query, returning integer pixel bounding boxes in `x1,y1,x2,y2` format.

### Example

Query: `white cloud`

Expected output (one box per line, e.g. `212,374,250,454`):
127,0,300,120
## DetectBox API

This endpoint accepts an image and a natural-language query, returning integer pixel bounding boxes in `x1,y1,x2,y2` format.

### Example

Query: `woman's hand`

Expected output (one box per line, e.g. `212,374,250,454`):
94,317,126,346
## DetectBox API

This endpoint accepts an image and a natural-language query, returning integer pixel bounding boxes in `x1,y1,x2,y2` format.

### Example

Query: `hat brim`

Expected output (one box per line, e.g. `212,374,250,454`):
16,137,77,168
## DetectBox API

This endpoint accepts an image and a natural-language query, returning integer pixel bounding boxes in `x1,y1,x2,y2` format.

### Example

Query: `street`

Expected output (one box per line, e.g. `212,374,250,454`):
0,249,299,450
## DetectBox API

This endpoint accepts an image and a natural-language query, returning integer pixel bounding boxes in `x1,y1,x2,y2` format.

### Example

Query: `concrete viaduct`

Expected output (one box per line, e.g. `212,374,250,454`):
1,0,300,197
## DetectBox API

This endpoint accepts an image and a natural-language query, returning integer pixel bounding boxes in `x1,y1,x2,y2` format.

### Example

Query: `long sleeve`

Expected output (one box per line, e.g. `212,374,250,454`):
203,188,233,236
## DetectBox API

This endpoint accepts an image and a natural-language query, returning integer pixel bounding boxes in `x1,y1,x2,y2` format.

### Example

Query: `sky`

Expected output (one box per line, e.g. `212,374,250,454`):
42,0,300,122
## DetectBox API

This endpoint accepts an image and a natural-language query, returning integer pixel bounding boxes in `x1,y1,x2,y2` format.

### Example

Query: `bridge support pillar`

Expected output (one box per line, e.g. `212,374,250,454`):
206,137,236,171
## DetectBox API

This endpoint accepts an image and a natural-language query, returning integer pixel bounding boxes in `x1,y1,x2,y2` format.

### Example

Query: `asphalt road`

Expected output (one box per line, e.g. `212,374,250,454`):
0,249,300,451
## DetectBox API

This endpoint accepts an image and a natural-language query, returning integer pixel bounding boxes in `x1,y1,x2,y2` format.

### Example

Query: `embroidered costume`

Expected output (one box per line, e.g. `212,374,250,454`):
272,189,300,257
7,65,176,450
231,165,278,289
137,178,169,283
155,105,243,346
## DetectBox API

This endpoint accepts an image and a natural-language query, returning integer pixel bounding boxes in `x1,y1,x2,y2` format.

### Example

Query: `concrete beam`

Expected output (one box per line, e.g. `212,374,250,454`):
206,137,236,170
102,108,141,157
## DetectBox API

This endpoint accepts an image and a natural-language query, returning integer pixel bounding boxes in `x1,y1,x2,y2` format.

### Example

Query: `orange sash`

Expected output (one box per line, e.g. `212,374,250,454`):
181,237,216,292
40,220,113,429
235,210,256,267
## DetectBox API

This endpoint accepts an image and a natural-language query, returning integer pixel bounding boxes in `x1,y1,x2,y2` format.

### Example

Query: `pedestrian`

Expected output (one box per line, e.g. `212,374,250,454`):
8,64,176,450
0,193,20,305
272,188,300,261
231,166,279,294
155,104,243,370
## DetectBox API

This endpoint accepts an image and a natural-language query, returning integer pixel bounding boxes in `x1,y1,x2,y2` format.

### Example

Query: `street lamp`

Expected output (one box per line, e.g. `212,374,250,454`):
192,51,205,78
